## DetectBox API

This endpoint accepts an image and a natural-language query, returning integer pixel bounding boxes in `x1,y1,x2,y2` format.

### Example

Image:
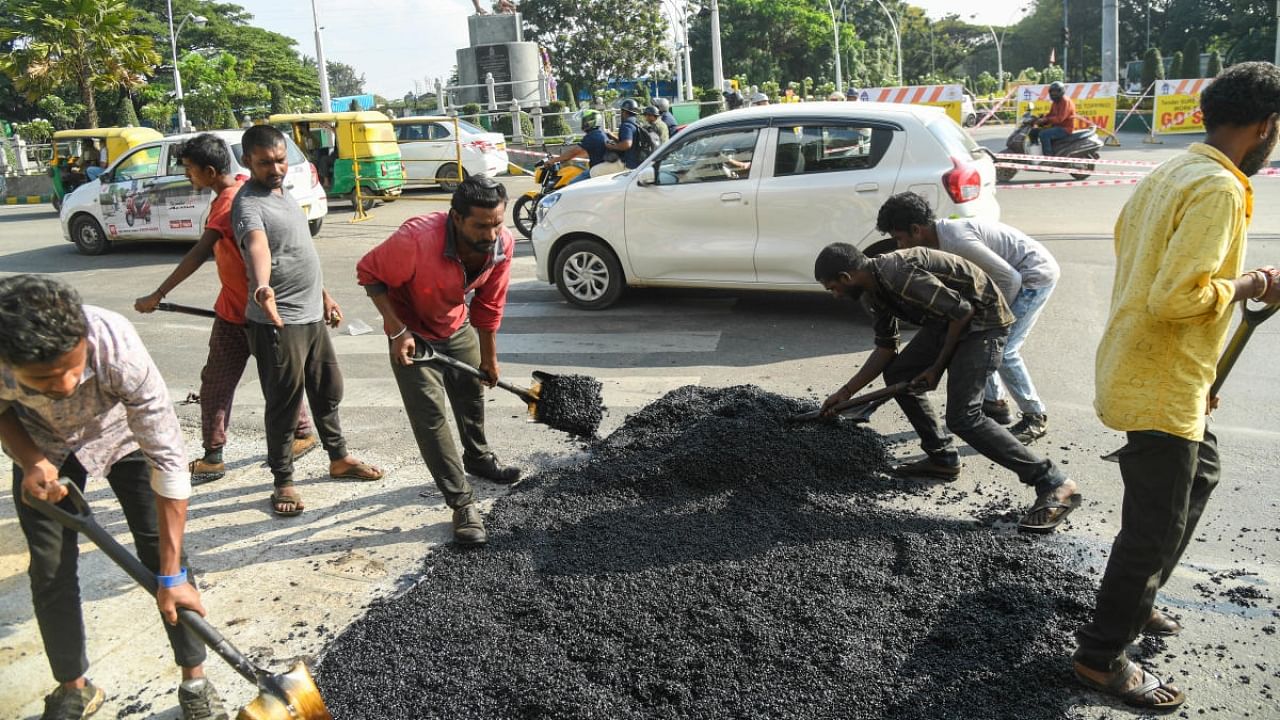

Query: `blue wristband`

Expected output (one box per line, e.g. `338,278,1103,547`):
156,568,188,588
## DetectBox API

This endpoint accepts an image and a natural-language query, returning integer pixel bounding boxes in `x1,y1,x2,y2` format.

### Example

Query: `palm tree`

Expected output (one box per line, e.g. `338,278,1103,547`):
0,0,160,128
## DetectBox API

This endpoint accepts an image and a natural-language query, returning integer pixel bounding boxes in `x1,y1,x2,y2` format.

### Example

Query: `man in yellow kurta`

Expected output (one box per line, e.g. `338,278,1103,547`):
1073,61,1280,711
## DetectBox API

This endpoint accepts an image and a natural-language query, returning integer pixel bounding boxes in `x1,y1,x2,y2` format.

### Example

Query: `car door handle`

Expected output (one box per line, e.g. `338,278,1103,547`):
720,192,742,202
854,182,879,193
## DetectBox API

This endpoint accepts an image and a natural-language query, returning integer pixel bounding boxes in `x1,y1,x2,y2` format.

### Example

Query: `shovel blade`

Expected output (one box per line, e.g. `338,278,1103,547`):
236,661,332,720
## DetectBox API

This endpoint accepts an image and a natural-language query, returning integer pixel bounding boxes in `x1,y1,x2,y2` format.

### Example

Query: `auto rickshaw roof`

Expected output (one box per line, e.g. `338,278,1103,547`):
52,127,163,143
268,111,392,124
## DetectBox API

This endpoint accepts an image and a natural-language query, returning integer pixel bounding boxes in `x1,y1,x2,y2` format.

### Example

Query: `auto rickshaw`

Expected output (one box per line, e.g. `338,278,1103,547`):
268,111,404,211
48,127,162,211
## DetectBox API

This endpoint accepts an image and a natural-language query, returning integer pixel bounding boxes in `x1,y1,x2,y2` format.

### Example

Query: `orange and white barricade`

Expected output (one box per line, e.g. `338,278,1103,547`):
1153,78,1210,135
854,84,964,125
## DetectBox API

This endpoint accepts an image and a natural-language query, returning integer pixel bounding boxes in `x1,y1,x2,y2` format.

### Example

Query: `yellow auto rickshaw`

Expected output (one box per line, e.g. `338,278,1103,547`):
268,111,405,211
49,127,163,211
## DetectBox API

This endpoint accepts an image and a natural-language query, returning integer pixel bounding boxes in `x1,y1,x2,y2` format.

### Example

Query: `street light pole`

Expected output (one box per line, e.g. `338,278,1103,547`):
987,25,1003,92
710,0,725,101
661,2,684,102
871,0,902,85
826,0,843,92
311,0,332,112
167,0,205,132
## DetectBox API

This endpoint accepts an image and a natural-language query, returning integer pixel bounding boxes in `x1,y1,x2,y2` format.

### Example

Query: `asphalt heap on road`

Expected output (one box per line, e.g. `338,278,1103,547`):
316,384,1103,720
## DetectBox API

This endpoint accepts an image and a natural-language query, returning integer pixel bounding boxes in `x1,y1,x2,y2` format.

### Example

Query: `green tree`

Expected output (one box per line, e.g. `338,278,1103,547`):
1206,49,1223,76
1170,50,1184,80
0,0,161,128
269,80,287,114
522,0,668,94
543,100,571,137
1141,47,1164,92
116,91,139,126
1180,37,1201,77
974,71,998,96
179,51,268,129
327,60,365,97
36,95,84,129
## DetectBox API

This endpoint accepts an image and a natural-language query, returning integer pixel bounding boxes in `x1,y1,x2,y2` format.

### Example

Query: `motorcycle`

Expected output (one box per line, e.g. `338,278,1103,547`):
512,156,586,239
124,191,152,227
996,112,1104,183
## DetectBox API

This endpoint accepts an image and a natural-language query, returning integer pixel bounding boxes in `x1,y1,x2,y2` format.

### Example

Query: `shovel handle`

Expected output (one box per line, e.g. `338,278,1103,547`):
156,302,218,319
23,480,263,686
409,337,538,404
1212,300,1278,397
793,382,908,422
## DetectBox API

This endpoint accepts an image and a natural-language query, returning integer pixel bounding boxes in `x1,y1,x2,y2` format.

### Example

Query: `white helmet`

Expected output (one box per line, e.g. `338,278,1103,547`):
654,98,670,112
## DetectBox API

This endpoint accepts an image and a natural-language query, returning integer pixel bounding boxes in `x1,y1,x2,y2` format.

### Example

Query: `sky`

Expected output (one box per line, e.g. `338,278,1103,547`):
230,0,1035,99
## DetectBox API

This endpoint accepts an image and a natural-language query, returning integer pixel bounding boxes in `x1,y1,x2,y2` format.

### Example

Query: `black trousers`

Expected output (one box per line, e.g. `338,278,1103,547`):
245,321,349,487
1074,429,1220,672
13,451,207,682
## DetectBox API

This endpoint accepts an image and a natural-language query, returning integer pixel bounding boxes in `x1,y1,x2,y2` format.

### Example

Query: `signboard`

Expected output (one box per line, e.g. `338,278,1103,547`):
856,84,964,124
475,44,513,102
1015,82,1118,133
331,94,375,112
1153,78,1210,135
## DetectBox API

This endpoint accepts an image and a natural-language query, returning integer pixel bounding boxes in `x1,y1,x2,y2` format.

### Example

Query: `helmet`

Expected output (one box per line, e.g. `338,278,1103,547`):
1048,81,1065,95
619,98,641,115
643,105,658,117
750,92,769,105
654,98,670,112
580,108,599,130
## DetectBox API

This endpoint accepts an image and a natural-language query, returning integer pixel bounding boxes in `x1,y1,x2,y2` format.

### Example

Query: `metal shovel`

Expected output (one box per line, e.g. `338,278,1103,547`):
1101,300,1278,462
789,382,909,422
157,302,217,319
410,338,541,418
24,480,333,720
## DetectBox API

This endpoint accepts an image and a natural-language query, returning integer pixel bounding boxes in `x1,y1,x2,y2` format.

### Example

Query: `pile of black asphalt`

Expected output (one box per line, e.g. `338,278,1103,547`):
316,384,1103,720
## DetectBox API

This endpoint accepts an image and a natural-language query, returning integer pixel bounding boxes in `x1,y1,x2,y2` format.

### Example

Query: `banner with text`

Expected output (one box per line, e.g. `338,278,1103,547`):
1015,82,1118,133
1153,78,1210,134
856,85,964,124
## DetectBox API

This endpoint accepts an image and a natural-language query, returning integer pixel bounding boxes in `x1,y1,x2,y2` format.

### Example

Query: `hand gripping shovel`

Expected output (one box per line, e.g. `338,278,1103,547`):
24,480,332,720
789,382,909,422
409,336,605,437
1101,299,1279,462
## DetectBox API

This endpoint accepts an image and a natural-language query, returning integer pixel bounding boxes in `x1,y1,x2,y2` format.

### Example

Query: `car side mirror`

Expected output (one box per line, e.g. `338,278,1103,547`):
636,166,658,186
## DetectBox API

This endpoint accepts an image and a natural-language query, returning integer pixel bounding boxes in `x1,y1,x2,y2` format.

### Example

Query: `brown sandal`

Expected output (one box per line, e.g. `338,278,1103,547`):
269,486,305,517
330,461,383,481
1074,660,1185,710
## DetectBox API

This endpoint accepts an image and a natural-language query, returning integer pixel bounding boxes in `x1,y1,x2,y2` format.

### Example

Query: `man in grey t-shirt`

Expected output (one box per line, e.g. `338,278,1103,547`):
233,125,382,517
877,192,1059,443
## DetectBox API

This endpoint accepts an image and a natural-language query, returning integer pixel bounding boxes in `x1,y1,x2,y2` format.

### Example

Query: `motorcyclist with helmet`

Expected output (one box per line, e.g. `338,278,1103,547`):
544,108,610,184
749,92,770,107
654,98,678,136
642,105,669,144
1032,81,1078,156
606,99,645,169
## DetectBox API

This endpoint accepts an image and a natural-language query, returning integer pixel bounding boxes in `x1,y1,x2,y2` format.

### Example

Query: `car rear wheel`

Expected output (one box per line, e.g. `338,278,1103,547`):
309,218,323,237
71,215,111,255
512,194,537,239
554,239,624,310
437,163,467,193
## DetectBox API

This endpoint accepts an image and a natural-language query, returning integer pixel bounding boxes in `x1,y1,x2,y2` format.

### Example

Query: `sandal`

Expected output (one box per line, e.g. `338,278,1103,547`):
1017,491,1081,534
1143,609,1183,636
269,486,305,517
330,461,383,481
1074,660,1185,710
291,435,319,460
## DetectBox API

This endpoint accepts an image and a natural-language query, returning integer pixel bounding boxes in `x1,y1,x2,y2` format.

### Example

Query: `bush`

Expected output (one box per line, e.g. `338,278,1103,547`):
1207,50,1223,77
461,102,482,127
116,93,140,127
1141,47,1164,92
1181,38,1201,78
760,80,780,103
1041,66,1064,83
15,119,53,143
560,81,578,111
975,71,998,96
1017,67,1042,84
1170,52,1184,81
542,101,571,137
494,109,535,139
697,87,723,118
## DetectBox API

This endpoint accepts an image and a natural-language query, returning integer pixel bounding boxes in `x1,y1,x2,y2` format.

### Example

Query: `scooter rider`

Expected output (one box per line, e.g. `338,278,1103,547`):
606,99,645,169
545,108,608,185
1034,81,1077,156
654,98,677,137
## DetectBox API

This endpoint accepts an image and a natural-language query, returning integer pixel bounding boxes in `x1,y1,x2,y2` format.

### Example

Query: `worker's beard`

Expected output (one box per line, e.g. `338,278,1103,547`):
1239,123,1279,177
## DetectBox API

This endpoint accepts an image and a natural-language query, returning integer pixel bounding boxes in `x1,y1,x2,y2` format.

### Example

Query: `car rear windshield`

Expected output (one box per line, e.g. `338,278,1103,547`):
455,119,486,135
232,136,308,167
927,117,983,160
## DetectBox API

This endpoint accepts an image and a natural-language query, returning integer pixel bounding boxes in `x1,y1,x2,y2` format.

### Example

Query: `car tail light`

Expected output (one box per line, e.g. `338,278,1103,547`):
943,156,982,204
308,162,320,188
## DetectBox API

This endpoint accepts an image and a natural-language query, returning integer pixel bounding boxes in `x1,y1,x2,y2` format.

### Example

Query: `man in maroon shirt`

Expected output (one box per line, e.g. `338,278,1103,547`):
356,176,519,545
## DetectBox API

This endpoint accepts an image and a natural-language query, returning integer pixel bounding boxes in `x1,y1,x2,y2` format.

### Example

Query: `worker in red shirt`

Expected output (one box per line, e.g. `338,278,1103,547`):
1034,81,1077,156
356,176,520,546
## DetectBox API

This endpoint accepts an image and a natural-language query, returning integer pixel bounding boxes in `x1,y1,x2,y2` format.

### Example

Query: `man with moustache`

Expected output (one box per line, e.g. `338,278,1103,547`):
1072,61,1280,711
233,125,382,517
356,176,520,546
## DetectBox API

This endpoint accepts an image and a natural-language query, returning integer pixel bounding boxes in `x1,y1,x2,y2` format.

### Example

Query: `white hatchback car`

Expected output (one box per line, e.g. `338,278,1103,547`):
59,129,328,255
393,116,509,191
531,102,1001,309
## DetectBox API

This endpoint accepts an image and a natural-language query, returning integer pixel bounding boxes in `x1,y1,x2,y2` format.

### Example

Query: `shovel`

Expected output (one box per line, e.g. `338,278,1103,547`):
24,480,332,720
409,336,605,437
157,302,218,319
789,382,908,422
1101,300,1278,462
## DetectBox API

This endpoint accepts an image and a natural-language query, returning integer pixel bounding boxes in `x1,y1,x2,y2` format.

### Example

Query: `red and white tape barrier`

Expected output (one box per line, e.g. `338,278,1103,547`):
995,162,1147,178
995,152,1160,167
999,177,1142,190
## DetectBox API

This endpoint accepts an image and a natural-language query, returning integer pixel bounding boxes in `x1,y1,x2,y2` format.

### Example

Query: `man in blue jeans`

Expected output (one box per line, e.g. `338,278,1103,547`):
877,192,1059,443
815,243,1080,533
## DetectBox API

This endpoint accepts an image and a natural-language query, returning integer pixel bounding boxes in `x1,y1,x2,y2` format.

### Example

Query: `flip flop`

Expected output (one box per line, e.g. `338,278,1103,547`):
270,486,305,517
1074,660,1185,710
1017,492,1081,534
330,462,384,481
